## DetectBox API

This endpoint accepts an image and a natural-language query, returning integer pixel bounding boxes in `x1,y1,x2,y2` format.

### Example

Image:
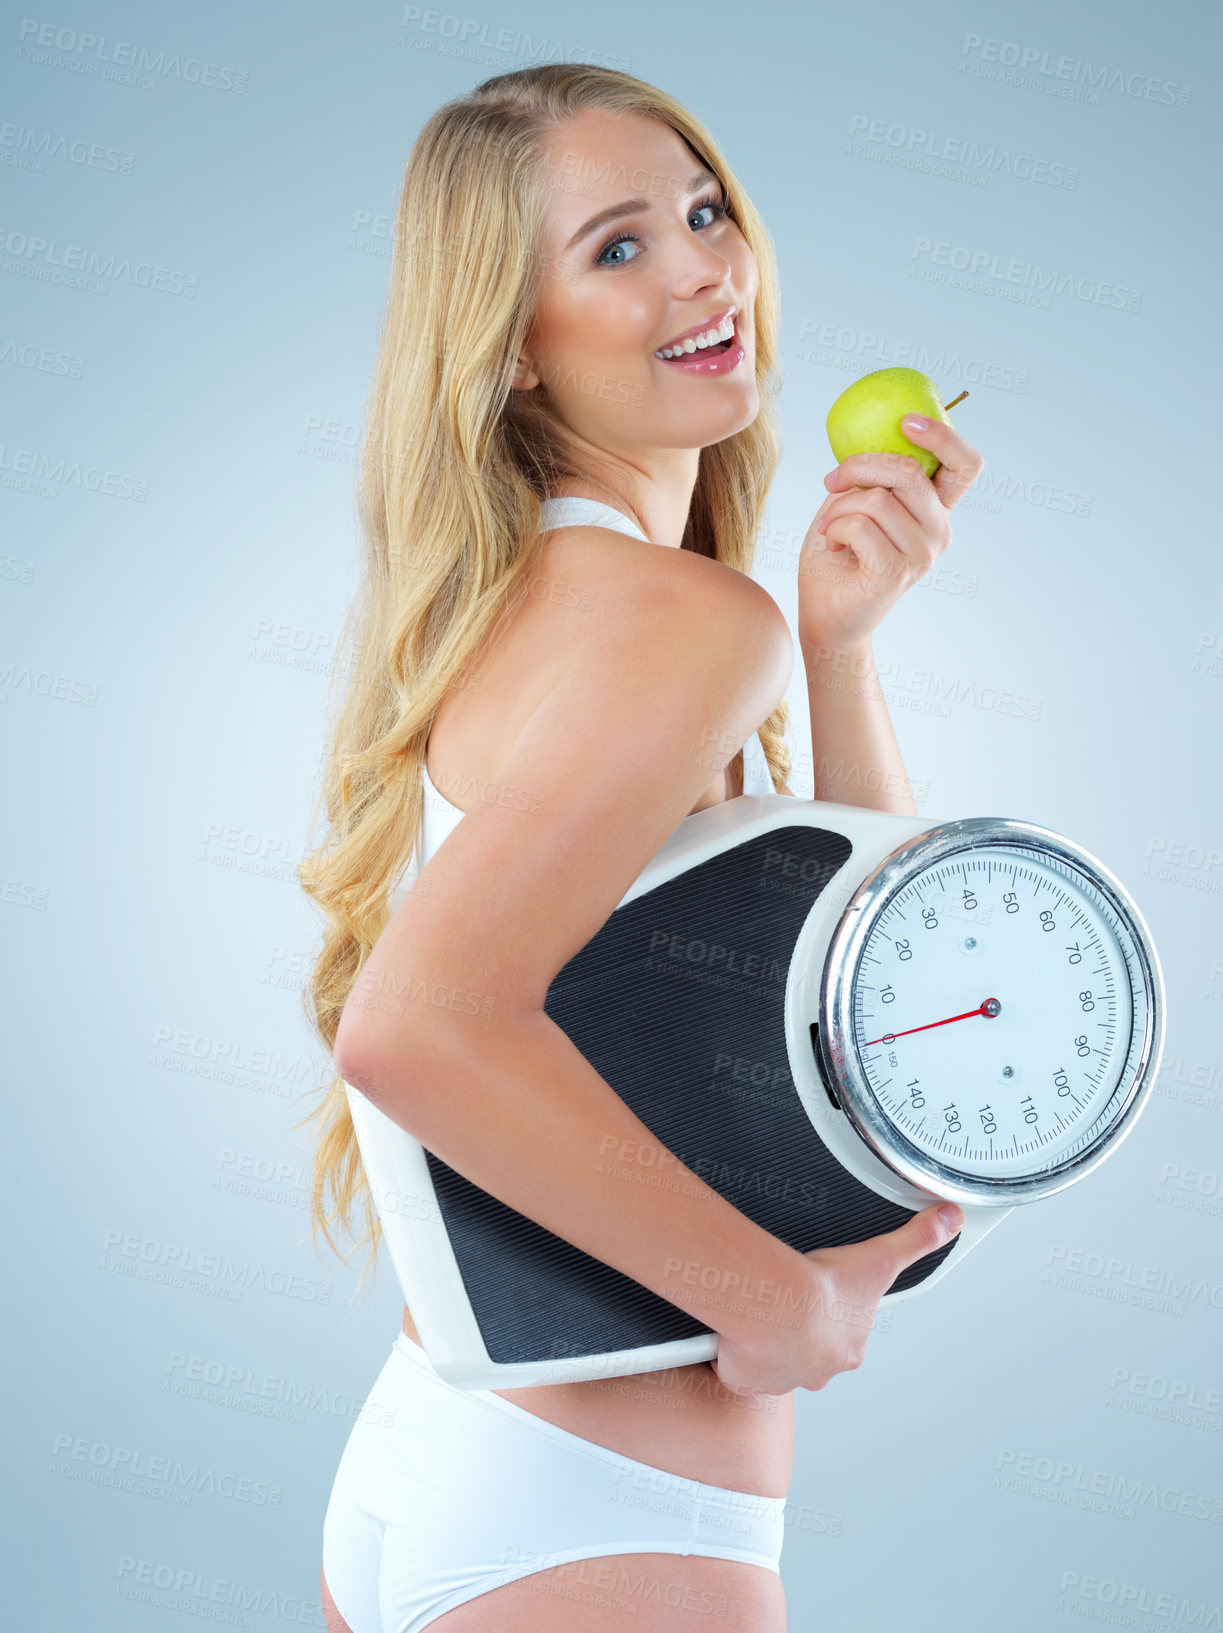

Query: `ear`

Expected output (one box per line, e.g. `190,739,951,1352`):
509,351,541,392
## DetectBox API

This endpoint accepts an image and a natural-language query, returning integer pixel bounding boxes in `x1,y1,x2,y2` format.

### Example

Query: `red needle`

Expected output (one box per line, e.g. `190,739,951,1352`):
864,999,1000,1048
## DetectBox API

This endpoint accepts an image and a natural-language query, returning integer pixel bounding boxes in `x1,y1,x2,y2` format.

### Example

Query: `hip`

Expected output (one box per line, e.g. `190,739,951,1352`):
323,1333,789,1632
401,1305,795,1499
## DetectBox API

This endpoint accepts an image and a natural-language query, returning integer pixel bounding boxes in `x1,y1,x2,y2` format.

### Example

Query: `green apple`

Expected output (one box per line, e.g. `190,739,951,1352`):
826,367,966,480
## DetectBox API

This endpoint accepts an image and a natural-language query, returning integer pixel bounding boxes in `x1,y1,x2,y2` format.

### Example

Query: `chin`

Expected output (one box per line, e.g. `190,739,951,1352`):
706,390,761,443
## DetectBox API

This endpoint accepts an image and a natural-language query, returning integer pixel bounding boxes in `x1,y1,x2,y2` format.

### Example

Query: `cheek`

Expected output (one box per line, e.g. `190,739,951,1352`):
546,288,654,372
737,241,759,301
720,224,757,298
533,296,590,366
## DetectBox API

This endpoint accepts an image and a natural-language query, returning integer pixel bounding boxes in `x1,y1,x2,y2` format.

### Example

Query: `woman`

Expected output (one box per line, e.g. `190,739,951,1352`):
298,62,983,1633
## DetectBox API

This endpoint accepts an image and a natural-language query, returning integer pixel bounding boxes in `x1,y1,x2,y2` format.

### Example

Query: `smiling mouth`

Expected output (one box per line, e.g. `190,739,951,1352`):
684,335,733,356
655,308,738,360
655,331,738,363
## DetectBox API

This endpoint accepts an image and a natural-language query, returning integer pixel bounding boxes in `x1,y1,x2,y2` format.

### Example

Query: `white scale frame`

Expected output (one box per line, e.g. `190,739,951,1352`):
344,793,1165,1390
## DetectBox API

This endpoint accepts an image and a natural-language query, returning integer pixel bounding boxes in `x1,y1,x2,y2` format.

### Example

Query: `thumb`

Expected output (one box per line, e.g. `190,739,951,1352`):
882,1201,964,1279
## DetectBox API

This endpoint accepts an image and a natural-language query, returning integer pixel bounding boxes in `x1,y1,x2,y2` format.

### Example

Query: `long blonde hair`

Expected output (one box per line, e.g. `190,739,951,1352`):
292,63,793,1295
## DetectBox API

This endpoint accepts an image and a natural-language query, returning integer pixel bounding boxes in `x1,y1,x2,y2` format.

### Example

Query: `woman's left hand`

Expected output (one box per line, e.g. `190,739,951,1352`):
796,415,985,653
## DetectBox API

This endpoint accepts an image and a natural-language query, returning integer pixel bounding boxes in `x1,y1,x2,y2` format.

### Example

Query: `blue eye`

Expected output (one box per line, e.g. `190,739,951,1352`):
594,191,729,267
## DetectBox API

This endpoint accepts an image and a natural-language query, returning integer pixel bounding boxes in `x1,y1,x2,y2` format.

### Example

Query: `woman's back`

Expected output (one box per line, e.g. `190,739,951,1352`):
391,495,778,910
361,492,796,1500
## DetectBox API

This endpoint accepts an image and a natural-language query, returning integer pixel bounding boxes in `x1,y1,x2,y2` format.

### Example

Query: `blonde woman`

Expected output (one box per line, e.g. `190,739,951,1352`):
299,62,982,1633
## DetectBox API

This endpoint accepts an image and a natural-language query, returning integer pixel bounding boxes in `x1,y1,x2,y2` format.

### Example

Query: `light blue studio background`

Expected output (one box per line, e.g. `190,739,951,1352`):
3,0,1221,1627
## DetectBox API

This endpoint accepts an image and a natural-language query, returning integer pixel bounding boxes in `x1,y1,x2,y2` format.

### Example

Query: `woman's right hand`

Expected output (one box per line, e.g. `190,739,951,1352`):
710,1202,964,1398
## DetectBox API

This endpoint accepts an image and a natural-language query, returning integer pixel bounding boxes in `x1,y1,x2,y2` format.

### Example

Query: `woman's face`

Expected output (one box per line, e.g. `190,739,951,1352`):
514,106,759,464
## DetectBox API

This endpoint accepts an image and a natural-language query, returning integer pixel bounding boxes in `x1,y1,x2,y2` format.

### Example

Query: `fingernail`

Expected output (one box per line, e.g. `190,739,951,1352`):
939,1204,963,1233
903,414,929,432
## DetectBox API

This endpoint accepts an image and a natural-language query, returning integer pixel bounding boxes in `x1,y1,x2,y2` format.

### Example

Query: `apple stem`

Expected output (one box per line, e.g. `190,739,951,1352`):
943,390,969,411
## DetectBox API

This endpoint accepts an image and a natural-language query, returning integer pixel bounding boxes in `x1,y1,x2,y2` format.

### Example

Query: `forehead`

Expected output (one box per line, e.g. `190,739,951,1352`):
534,107,704,245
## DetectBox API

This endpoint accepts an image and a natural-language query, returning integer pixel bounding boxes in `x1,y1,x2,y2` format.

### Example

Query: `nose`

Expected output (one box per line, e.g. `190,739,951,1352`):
671,242,734,303
664,216,734,300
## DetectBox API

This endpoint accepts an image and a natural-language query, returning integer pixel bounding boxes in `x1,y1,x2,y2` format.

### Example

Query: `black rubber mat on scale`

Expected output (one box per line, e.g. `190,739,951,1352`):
424,824,959,1365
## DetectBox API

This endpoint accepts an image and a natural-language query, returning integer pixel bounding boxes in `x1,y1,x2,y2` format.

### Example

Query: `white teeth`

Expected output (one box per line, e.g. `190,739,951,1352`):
655,313,736,359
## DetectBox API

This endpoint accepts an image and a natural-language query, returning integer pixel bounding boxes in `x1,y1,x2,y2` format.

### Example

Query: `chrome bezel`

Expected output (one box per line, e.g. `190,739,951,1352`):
818,816,1165,1207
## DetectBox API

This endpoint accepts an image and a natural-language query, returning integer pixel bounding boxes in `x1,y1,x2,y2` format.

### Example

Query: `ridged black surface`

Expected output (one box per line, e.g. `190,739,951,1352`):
425,823,960,1365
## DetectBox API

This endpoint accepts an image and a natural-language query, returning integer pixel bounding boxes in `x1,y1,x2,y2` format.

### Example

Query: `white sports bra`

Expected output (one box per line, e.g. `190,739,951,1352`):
391,495,774,912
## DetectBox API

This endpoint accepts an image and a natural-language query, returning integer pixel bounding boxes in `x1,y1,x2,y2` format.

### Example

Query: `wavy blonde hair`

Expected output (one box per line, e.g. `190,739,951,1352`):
292,63,793,1297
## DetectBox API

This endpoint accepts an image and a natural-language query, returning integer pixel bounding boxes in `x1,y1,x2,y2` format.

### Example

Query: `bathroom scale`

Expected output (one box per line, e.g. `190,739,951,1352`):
343,793,1165,1390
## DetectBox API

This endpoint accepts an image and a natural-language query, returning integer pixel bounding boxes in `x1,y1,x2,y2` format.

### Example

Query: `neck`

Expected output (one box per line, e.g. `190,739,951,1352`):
547,442,699,551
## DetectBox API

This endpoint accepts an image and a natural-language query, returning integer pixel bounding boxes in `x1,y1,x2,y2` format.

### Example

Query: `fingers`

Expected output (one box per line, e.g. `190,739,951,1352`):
885,1202,963,1278
821,453,950,542
819,509,898,580
824,428,985,515
833,1203,962,1304
897,415,985,510
818,484,947,574
824,450,934,517
710,1361,769,1405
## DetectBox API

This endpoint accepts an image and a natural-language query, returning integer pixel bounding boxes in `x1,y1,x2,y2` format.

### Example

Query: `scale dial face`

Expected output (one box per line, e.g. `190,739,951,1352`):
820,820,1162,1205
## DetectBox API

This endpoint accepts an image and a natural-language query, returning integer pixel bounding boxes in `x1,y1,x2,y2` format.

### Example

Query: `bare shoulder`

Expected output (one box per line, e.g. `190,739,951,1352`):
335,525,793,1076
537,523,793,668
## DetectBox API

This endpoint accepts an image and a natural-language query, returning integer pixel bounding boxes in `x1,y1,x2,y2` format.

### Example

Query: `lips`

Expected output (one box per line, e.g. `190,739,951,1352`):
654,331,747,376
657,305,737,354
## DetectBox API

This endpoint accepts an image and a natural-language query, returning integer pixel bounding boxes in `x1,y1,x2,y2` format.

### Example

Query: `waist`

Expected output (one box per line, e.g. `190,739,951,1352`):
392,1331,795,1498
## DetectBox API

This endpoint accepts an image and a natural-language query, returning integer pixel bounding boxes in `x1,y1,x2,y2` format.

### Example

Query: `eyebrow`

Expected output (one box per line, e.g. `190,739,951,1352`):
563,168,721,253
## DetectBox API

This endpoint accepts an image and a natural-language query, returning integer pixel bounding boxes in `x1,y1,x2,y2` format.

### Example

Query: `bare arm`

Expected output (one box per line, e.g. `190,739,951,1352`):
802,635,919,816
335,533,818,1347
795,423,987,819
345,1003,813,1343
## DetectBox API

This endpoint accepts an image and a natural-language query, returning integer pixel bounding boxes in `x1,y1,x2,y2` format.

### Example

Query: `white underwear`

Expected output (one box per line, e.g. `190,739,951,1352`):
321,1331,786,1632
